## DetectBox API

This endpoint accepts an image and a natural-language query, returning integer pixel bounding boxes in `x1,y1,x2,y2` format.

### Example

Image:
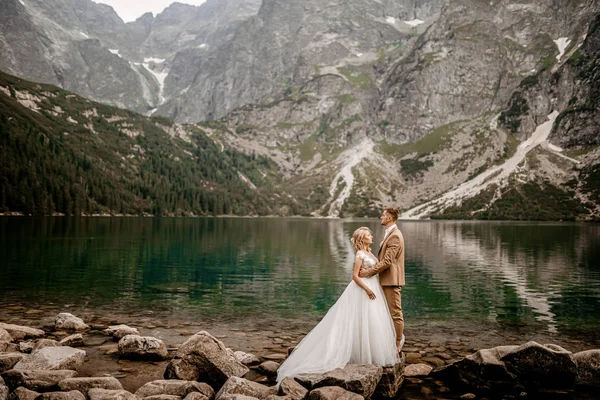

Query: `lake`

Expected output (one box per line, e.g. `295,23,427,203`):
1,217,599,349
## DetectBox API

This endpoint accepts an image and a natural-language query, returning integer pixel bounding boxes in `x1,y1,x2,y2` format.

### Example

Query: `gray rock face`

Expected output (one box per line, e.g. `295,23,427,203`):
1,370,78,392
88,389,140,400
0,324,44,341
134,380,213,399
164,331,248,389
374,358,404,399
307,387,363,400
277,378,307,400
40,391,85,400
214,377,271,400
573,349,600,387
501,342,577,390
10,387,41,400
404,363,432,377
0,354,25,374
13,347,86,371
295,364,383,399
0,343,19,353
54,314,89,332
58,378,124,396
117,336,168,361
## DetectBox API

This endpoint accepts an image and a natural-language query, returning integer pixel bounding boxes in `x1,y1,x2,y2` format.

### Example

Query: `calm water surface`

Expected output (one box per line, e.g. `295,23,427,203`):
1,217,599,344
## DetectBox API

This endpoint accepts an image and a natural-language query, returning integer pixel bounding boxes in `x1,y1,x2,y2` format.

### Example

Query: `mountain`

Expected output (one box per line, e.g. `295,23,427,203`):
0,0,262,116
0,0,599,220
0,70,282,216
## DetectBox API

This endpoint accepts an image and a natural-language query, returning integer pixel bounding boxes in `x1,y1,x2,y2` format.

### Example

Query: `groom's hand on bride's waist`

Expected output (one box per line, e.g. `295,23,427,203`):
358,269,372,278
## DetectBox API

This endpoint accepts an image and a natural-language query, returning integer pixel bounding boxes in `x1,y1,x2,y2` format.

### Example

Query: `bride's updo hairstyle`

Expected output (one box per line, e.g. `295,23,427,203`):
351,227,371,253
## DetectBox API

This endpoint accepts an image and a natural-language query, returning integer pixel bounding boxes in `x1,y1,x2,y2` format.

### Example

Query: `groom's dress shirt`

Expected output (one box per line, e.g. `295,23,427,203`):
383,224,397,241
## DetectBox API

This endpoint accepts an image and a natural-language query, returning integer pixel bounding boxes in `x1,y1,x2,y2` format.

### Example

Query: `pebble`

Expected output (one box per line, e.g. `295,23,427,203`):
460,394,476,400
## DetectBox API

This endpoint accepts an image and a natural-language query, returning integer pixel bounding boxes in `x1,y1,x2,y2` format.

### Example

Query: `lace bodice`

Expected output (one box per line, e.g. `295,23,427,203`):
357,250,377,268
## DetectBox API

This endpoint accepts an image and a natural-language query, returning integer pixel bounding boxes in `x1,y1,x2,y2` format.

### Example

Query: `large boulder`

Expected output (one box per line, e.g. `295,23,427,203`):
134,380,213,399
104,326,140,341
215,377,271,400
54,315,89,332
9,387,41,400
307,387,363,400
1,370,78,392
573,349,600,388
40,391,85,400
295,365,382,399
58,378,123,396
0,325,44,341
375,357,404,399
164,332,248,390
14,347,86,371
59,336,84,348
277,378,307,400
0,329,12,343
0,354,25,374
501,342,576,391
433,345,520,392
117,336,168,361
88,389,140,400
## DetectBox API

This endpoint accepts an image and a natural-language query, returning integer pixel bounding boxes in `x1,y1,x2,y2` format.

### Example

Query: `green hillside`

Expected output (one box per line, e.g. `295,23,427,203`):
0,71,280,216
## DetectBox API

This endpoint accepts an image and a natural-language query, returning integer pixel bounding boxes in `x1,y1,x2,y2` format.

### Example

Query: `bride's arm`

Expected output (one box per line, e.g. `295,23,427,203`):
361,236,401,278
353,252,376,300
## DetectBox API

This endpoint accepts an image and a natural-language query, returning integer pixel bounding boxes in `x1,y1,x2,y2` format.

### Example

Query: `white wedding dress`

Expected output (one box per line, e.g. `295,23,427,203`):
276,250,399,384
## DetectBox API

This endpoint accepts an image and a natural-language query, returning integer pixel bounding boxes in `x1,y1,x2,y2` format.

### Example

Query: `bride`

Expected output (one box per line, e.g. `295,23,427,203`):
276,227,400,384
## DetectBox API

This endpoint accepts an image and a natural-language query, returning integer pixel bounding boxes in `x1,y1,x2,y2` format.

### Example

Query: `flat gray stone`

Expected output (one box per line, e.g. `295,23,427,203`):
14,347,86,371
257,362,279,376
134,381,213,399
0,342,19,353
143,396,181,400
1,370,78,392
404,363,432,377
58,378,123,396
0,324,44,341
88,389,140,400
40,391,85,400
215,377,271,399
233,352,260,367
10,387,41,400
59,335,84,348
104,326,140,341
181,393,209,400
295,364,382,399
307,387,363,400
278,377,307,400
32,340,60,352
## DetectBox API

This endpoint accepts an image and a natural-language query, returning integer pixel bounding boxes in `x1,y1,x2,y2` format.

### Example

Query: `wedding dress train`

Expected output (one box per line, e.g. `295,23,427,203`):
276,251,399,384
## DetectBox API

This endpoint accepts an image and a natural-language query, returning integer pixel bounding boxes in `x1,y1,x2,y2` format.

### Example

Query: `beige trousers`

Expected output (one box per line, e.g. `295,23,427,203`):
382,286,404,344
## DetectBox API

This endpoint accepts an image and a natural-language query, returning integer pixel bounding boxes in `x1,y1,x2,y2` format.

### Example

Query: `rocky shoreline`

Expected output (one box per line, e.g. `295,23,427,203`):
1,311,599,400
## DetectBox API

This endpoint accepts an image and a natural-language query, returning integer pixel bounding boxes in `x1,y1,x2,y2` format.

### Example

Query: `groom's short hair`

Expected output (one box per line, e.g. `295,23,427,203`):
384,207,399,221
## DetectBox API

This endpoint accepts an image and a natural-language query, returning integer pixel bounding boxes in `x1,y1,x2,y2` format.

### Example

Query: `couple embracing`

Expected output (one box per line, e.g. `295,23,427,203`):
277,207,405,383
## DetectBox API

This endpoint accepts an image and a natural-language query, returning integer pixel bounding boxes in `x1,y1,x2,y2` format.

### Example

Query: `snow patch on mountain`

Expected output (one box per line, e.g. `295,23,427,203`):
402,111,560,219
554,37,571,61
144,57,166,64
327,138,374,217
404,19,425,27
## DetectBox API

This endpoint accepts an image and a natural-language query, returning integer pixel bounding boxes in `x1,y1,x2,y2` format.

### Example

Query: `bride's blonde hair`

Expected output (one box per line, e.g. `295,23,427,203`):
351,227,371,253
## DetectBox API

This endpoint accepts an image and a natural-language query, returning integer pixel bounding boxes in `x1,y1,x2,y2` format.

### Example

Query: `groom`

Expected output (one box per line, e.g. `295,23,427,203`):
359,206,405,352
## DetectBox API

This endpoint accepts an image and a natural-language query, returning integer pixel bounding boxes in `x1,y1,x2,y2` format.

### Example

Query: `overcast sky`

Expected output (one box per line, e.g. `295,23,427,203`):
94,1,207,23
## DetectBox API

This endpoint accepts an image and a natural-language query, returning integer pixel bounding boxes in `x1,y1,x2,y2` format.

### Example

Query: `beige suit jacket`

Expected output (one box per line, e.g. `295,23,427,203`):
373,225,405,286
